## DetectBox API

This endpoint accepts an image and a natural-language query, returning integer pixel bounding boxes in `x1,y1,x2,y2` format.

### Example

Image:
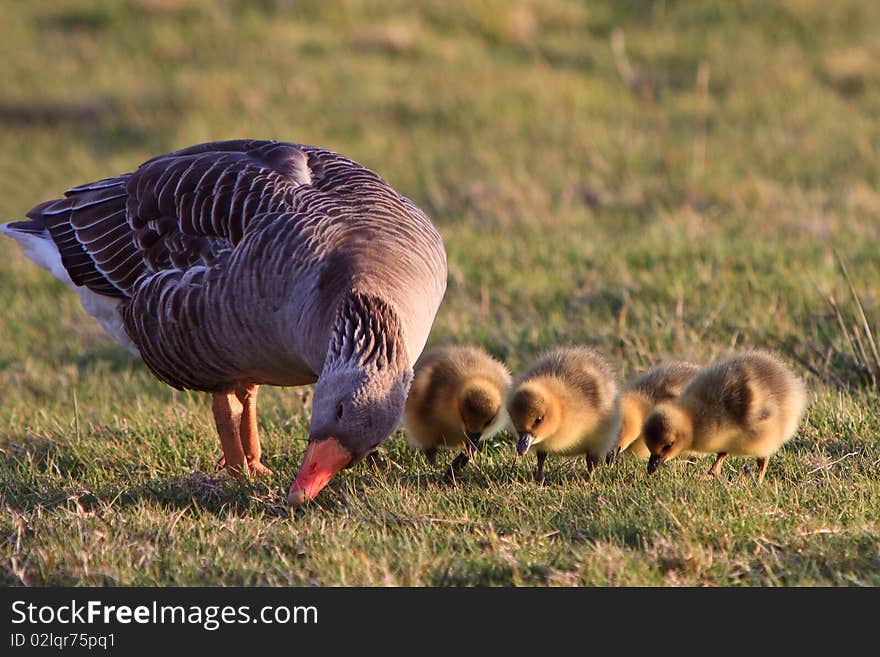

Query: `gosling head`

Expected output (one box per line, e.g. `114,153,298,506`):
458,379,504,449
507,382,561,456
643,402,694,474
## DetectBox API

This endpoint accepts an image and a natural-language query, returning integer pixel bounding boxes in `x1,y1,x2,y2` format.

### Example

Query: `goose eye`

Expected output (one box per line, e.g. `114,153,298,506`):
534,415,544,426
336,402,344,420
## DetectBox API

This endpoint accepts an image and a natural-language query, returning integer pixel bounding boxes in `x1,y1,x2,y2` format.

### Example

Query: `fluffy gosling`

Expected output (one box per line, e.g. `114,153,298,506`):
613,360,700,461
507,347,620,481
404,345,511,473
643,350,807,482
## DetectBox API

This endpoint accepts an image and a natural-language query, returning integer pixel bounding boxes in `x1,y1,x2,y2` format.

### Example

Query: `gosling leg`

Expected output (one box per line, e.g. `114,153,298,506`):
585,453,600,477
755,456,769,483
708,452,729,478
534,451,547,483
449,450,471,473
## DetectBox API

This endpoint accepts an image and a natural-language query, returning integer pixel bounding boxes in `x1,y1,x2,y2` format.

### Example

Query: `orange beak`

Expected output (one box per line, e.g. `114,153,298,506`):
288,437,353,507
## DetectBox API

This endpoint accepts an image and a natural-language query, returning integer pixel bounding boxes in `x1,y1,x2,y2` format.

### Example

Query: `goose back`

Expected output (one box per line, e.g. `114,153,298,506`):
9,140,447,391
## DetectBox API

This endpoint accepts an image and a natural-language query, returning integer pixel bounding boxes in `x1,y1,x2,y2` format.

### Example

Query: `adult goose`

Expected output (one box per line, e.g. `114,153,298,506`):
1,140,447,506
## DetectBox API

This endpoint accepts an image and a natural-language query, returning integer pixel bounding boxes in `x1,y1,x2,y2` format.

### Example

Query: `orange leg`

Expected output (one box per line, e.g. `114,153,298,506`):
212,391,246,477
755,457,769,483
708,452,728,478
236,384,273,475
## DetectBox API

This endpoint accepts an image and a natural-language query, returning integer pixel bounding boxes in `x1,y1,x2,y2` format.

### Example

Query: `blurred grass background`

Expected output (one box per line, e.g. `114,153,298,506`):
0,0,878,585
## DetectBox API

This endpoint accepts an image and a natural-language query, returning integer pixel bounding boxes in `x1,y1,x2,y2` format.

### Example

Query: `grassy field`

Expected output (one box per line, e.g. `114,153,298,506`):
1,0,879,586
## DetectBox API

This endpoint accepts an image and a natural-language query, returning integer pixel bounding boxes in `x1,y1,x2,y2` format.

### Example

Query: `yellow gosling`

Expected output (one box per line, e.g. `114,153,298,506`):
507,347,620,481
404,345,511,474
614,361,700,461
643,350,807,483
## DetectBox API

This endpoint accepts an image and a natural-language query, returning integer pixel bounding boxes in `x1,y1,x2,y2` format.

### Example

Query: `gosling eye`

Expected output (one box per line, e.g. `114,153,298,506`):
336,402,344,420
534,415,544,427
482,417,493,430
662,443,672,453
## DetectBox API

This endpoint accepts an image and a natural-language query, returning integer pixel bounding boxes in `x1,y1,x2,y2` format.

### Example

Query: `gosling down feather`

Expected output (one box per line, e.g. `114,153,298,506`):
404,345,511,474
643,350,807,482
1,139,447,505
614,360,700,460
507,347,620,481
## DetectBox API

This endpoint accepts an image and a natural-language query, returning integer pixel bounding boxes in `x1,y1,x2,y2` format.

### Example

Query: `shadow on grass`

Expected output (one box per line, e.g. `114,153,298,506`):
0,432,292,518
2,468,292,519
110,472,292,518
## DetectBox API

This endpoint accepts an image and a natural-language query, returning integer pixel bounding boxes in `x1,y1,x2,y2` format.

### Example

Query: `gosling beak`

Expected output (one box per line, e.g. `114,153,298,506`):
647,454,664,474
465,431,482,450
288,437,353,507
516,432,533,456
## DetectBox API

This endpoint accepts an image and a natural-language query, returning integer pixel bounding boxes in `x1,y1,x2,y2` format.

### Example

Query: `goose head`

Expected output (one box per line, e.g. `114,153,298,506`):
288,292,412,507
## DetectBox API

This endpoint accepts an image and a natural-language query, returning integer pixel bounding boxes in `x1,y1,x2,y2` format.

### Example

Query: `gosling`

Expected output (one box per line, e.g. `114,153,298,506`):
613,360,700,461
643,350,807,482
404,345,512,473
507,347,620,481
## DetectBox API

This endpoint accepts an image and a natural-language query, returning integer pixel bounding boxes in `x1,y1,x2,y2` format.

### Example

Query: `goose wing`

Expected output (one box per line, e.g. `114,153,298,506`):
16,140,322,299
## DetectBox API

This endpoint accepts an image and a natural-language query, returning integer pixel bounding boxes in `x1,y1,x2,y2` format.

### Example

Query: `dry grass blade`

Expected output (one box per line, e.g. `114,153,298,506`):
807,452,859,475
825,293,868,385
850,325,877,387
837,252,880,378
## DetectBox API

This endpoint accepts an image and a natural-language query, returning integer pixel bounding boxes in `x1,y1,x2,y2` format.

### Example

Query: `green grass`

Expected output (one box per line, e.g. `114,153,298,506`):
1,0,879,586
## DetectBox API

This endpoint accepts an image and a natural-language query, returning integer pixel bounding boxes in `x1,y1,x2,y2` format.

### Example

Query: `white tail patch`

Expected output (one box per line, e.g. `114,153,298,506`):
1,223,140,355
